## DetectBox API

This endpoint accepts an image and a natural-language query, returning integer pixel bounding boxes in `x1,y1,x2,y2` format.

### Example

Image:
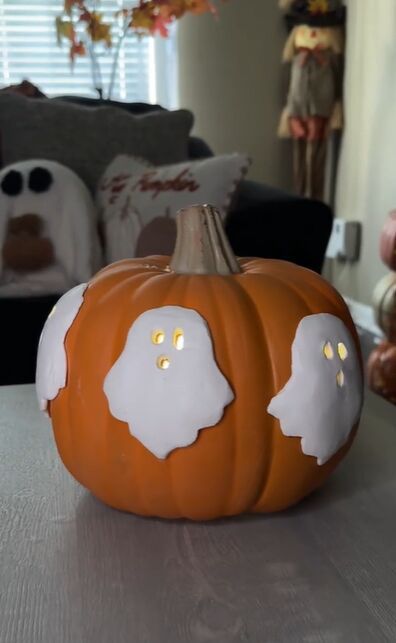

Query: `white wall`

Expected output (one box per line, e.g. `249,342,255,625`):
334,0,396,304
178,0,292,189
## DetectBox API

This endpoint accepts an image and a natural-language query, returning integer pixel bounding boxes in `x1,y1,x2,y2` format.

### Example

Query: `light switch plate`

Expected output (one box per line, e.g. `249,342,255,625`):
326,219,362,262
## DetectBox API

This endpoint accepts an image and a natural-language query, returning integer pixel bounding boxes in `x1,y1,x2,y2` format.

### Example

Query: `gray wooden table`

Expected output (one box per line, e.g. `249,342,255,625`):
1,386,396,643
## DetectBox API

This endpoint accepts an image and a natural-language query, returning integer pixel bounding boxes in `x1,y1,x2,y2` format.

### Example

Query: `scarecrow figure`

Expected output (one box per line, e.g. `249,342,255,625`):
278,0,346,201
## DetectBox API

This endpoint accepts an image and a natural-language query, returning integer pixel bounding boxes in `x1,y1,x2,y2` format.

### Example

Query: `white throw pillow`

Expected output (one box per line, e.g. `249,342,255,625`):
96,154,150,213
97,153,250,264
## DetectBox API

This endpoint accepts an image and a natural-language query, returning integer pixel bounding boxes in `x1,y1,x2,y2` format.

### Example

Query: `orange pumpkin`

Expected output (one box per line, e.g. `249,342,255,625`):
367,341,396,405
39,205,363,520
380,211,396,271
373,273,396,343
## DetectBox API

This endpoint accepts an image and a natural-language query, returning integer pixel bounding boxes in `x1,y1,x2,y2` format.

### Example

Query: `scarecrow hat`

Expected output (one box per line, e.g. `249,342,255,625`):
283,0,346,27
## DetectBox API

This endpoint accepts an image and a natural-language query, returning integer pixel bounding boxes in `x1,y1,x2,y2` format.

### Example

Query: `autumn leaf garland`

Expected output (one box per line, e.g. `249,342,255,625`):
57,0,227,63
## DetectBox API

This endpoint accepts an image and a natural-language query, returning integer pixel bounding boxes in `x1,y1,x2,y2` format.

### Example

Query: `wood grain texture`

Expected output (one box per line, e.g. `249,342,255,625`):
0,386,396,643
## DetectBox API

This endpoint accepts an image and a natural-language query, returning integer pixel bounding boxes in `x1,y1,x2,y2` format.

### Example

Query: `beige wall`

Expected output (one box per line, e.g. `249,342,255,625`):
334,0,396,305
178,0,292,189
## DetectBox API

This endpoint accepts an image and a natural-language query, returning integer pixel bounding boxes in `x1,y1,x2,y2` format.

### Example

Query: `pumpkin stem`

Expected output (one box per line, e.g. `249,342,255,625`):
169,205,241,275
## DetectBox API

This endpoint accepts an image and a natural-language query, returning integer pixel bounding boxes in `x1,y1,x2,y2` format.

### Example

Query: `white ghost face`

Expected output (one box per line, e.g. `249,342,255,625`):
0,159,101,288
104,306,234,459
268,314,363,465
36,283,87,413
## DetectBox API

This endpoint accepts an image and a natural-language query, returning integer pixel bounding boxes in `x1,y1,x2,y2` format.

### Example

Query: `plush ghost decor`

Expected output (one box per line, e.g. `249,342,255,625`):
268,314,364,465
0,160,102,296
36,283,87,412
104,306,234,459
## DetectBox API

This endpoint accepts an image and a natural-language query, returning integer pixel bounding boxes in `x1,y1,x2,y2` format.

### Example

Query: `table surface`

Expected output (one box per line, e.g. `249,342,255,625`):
1,386,396,643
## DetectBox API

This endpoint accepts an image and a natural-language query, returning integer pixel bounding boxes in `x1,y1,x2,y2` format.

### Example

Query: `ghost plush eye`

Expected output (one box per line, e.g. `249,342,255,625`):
173,328,184,350
323,341,334,360
28,167,53,193
157,355,170,370
1,170,23,196
337,342,348,361
152,330,165,345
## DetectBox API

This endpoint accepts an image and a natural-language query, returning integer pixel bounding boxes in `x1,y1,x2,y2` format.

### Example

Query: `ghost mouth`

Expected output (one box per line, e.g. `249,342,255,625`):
157,355,171,370
336,369,345,388
3,213,55,272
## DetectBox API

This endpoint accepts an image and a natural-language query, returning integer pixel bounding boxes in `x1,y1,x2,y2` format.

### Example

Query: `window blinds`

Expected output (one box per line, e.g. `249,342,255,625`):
0,0,171,103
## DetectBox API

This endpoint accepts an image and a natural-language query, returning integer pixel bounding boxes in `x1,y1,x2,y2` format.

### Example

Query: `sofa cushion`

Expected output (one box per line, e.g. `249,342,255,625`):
55,95,214,160
0,79,46,98
226,179,333,274
0,93,194,193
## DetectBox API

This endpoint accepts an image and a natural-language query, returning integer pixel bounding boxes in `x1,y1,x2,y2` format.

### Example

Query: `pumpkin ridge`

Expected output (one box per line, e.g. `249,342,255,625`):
161,273,195,518
269,268,333,317
119,271,166,515
202,274,274,516
260,261,346,313
100,272,151,512
266,265,358,341
162,274,239,518
52,285,95,491
245,268,358,512
71,272,160,505
236,276,280,514
64,286,96,489
92,264,170,296
205,277,238,516
235,276,279,511
241,271,312,512
94,255,170,279
85,282,130,497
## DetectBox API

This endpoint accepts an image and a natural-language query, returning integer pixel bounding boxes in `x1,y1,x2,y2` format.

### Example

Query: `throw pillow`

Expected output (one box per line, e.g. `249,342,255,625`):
0,79,46,98
99,153,250,263
97,154,150,213
0,94,194,194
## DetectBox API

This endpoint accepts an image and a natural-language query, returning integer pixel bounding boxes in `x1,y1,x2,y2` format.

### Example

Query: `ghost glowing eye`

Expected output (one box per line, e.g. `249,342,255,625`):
157,356,170,370
336,370,345,388
337,342,348,361
152,330,165,345
173,328,184,351
323,342,334,360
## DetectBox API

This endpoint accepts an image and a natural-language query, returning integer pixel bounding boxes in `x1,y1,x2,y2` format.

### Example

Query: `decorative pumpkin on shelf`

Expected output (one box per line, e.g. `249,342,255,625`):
380,211,396,271
36,205,364,521
373,273,396,343
367,341,396,405
368,221,396,404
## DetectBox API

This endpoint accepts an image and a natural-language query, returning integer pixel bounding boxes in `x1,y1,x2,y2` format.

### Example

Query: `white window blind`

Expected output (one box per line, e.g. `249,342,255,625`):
0,0,177,105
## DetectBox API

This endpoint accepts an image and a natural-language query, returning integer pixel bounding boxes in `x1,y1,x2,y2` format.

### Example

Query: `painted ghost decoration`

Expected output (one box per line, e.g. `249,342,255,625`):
36,283,87,412
0,160,102,296
268,314,363,465
104,306,234,459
